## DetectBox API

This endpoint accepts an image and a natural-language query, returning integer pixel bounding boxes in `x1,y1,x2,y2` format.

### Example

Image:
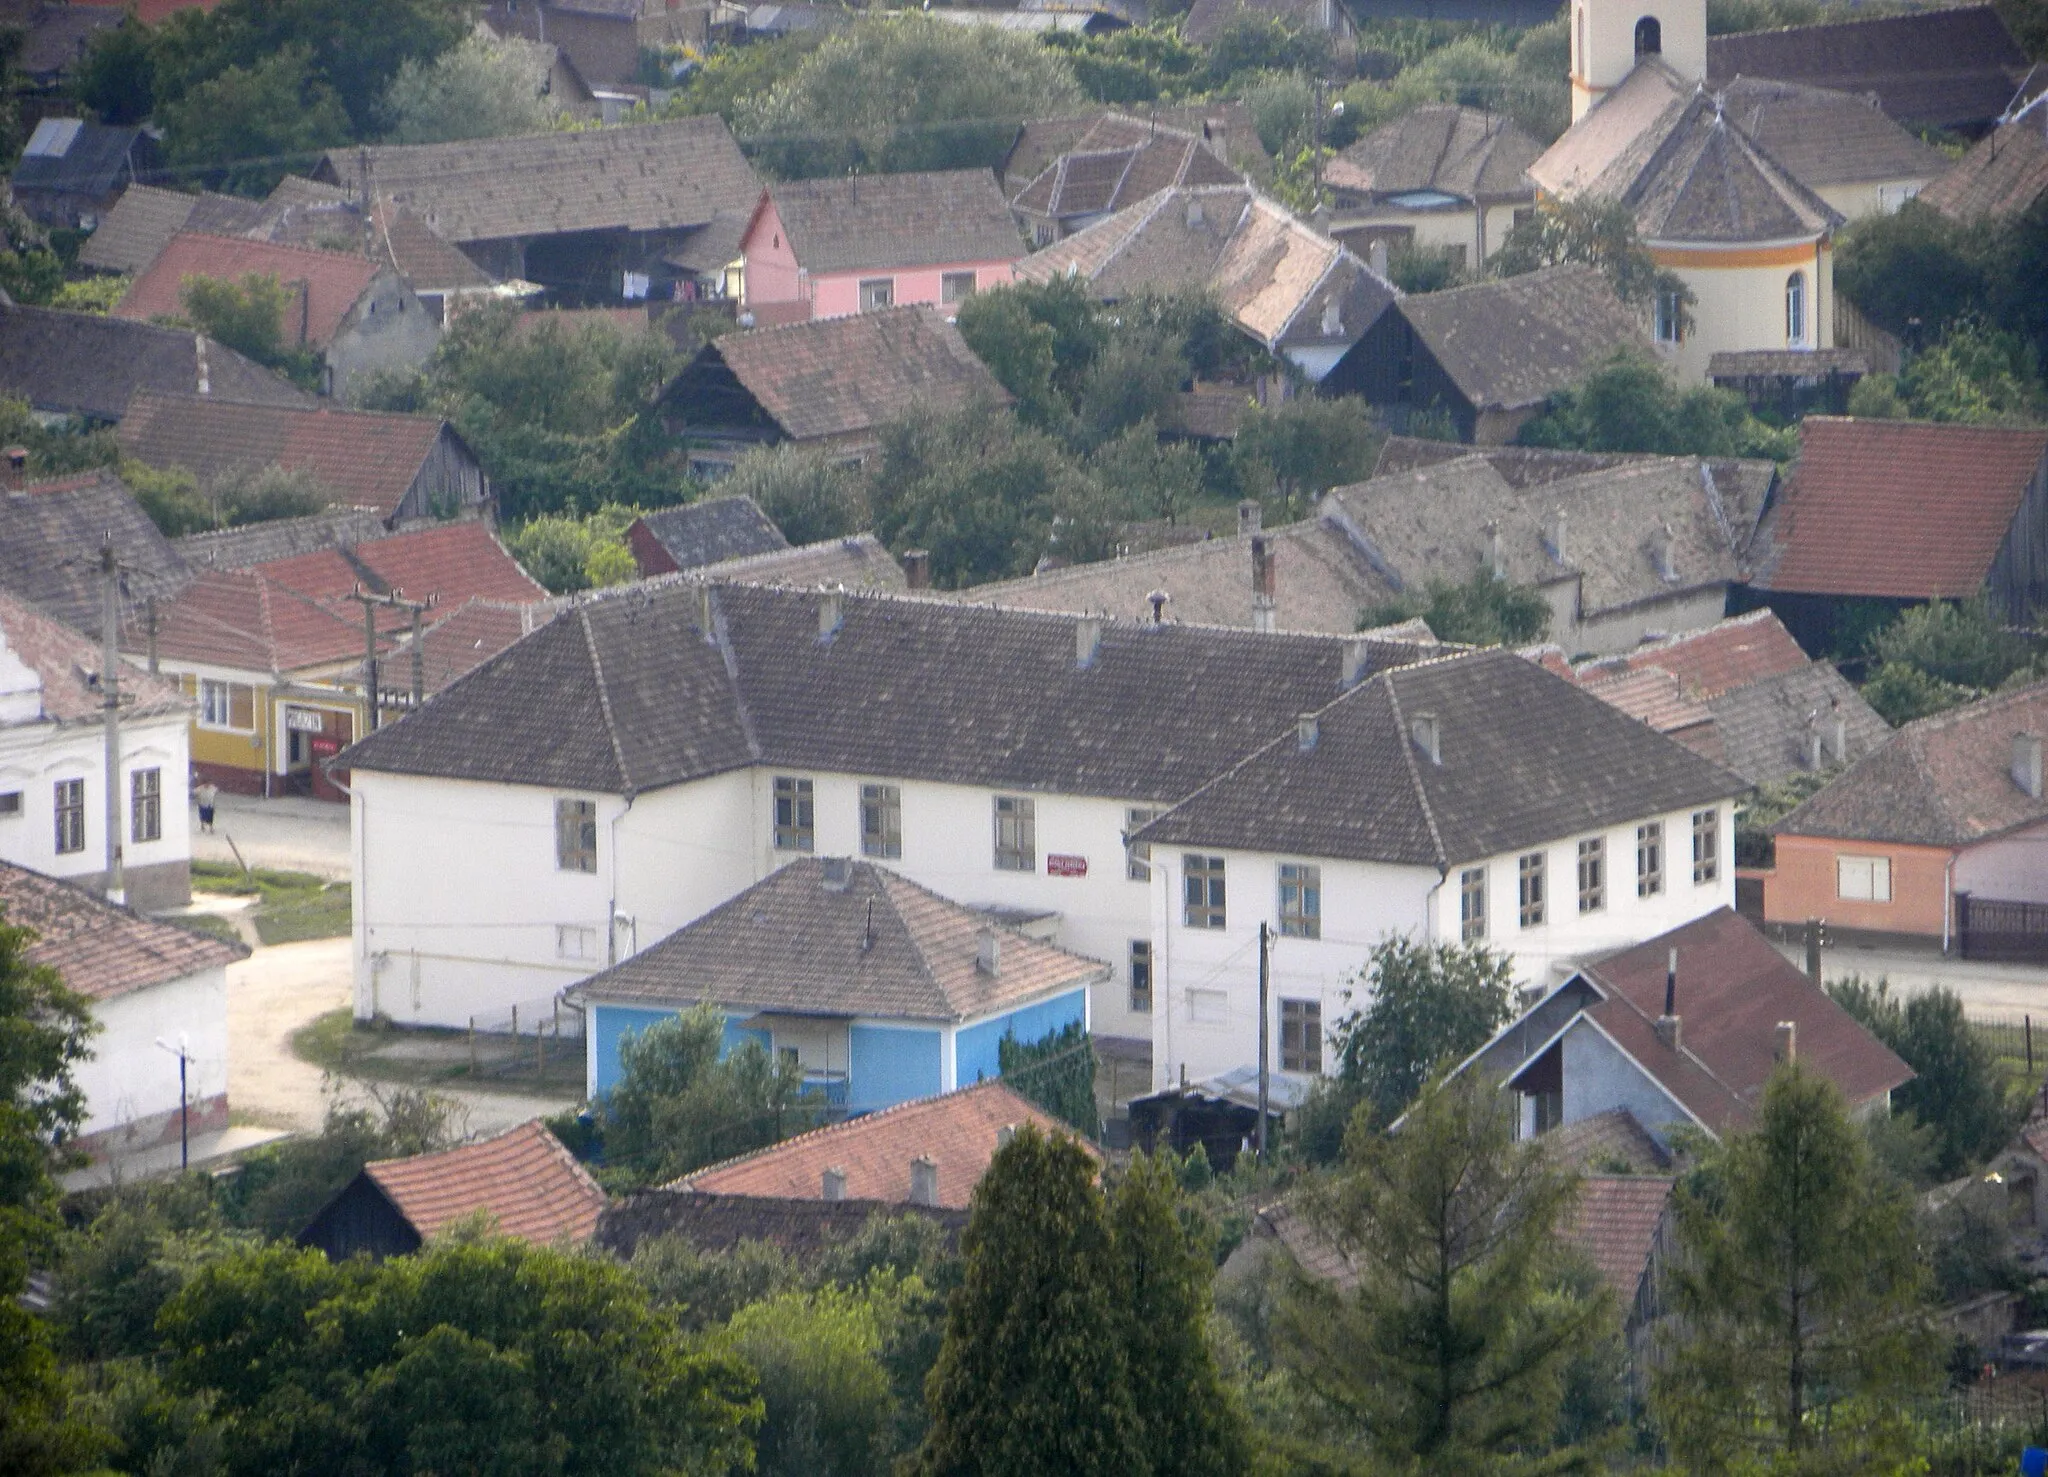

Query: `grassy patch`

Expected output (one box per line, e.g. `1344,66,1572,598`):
290,1008,584,1097
192,862,350,944
171,911,246,949
292,1007,360,1075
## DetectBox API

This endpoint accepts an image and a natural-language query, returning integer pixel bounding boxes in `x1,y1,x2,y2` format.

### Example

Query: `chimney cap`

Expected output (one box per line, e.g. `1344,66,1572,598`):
1296,712,1318,751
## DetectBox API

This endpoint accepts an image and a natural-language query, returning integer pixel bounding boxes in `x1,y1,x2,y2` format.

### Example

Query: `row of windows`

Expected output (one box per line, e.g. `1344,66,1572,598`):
1179,856,1325,937
859,272,978,313
1478,811,1718,936
1,772,164,854
1653,275,1811,349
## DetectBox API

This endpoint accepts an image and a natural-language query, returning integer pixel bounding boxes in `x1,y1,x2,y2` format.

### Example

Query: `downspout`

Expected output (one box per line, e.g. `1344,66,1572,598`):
607,792,637,967
1942,853,1954,955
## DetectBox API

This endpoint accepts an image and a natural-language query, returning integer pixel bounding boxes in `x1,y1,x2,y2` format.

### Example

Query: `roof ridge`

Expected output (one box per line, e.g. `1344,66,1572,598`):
1380,659,1451,870
1587,959,1764,1116
577,604,634,796
676,1077,1035,1186
867,867,956,1014
167,230,379,267
706,585,764,763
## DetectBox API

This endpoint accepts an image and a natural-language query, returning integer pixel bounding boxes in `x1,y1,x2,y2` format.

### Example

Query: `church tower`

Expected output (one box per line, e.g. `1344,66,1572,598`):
1569,0,1706,121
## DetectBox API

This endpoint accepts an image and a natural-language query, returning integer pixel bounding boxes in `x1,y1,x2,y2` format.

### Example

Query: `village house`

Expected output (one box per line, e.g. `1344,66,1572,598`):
0,303,313,425
1744,417,2048,643
1710,76,1954,222
1921,97,2048,222
999,102,1267,198
116,393,492,526
1705,3,2035,138
738,170,1025,324
1008,114,1245,246
626,495,789,579
334,581,1440,1046
565,858,1109,1109
1445,907,1911,1148
112,235,439,399
1766,680,2048,959
299,1119,608,1260
127,520,546,801
657,306,1010,476
1319,445,1774,656
0,859,245,1158
0,593,194,909
1548,609,1891,787
1324,104,1542,270
1134,647,1746,1089
7,117,155,228
1016,183,1398,383
317,117,762,304
77,183,272,276
0,467,193,642
1323,263,1651,443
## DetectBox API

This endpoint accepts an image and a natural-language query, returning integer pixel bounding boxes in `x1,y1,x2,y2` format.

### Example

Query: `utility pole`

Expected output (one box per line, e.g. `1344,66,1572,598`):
100,539,125,907
155,1034,189,1169
1256,920,1270,1162
144,595,158,674
345,587,434,731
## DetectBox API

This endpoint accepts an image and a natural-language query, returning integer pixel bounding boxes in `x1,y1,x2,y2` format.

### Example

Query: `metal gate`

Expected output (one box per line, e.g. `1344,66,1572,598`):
1956,894,2048,963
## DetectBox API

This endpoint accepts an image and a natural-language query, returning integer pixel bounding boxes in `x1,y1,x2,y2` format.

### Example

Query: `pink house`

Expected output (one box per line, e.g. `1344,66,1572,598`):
740,168,1025,323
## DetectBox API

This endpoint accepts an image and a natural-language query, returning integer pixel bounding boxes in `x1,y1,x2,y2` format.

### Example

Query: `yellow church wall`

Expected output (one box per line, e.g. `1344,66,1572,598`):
1652,239,1834,382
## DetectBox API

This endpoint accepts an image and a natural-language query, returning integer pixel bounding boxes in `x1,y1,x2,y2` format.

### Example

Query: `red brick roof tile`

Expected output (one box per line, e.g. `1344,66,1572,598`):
1564,1175,1672,1302
113,234,379,348
364,1120,607,1245
1753,417,2048,599
1574,610,1812,700
681,1081,1093,1209
0,860,245,1002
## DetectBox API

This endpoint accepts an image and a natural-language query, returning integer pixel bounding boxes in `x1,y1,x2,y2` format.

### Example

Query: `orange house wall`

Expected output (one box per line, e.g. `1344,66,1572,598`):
1764,834,1956,939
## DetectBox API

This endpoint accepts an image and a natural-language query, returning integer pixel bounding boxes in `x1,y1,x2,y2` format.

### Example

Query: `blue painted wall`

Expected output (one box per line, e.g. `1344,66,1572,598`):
589,1005,770,1096
954,989,1088,1089
850,1024,943,1111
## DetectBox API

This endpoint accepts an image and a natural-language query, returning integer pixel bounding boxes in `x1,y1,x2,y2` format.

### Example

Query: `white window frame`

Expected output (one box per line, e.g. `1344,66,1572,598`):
1637,820,1664,898
53,777,84,855
860,782,902,860
1692,808,1720,885
1836,854,1892,903
1786,271,1807,347
1460,866,1486,941
198,677,255,732
993,795,1035,872
130,766,161,844
858,277,895,312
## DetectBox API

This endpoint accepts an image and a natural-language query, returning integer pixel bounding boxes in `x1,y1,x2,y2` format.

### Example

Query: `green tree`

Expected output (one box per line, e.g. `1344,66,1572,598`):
996,1021,1097,1137
1826,977,2022,1179
737,15,1085,177
1495,196,1692,315
1087,421,1207,526
1362,565,1552,646
1232,396,1380,517
1205,13,1331,86
381,31,558,145
1109,1152,1252,1477
1275,1071,1613,1470
504,506,641,595
213,1089,458,1241
1835,200,1987,344
1324,936,1516,1137
631,1234,800,1332
77,19,157,125
1867,593,2037,692
1520,350,1795,460
600,1004,815,1183
1895,318,2044,423
914,1124,1146,1477
157,48,355,195
176,273,324,389
720,444,867,547
1654,1065,1936,1467
1858,660,1977,726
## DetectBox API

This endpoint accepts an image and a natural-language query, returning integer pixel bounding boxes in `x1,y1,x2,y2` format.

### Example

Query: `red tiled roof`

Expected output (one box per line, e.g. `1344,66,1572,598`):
1580,908,1913,1134
1922,116,2048,221
116,393,454,521
112,234,379,348
0,860,245,1002
1575,610,1812,701
680,1081,1093,1209
1564,1176,1672,1303
349,520,546,606
403,598,560,694
138,566,380,673
1575,667,1716,734
364,1120,607,1245
1753,417,2048,599
0,590,186,723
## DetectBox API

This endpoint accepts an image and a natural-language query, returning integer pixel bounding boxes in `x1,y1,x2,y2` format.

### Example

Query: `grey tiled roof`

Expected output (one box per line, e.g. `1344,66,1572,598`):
11,120,142,199
568,858,1109,1022
1330,104,1541,202
0,303,313,423
175,510,395,572
0,471,192,638
77,184,263,275
338,581,1435,801
635,496,788,572
1397,265,1651,413
1702,662,1891,788
770,169,1024,275
1136,646,1745,866
1716,77,1951,190
319,117,761,244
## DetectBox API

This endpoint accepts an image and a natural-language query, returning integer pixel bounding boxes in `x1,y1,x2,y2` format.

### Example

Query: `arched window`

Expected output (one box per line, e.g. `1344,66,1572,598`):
1785,272,1807,346
1634,15,1661,55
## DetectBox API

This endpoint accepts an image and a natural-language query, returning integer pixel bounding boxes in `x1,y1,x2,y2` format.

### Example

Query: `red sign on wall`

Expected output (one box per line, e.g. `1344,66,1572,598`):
1046,854,1088,877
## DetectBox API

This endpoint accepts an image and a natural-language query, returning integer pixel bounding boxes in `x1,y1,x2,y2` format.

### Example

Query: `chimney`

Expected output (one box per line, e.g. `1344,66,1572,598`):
1548,508,1569,565
1250,535,1277,634
821,856,852,891
822,1166,847,1201
1653,521,1677,583
1147,589,1169,624
817,587,844,640
1368,238,1388,277
1831,700,1848,764
1185,197,1205,229
193,334,210,395
1485,521,1502,579
1342,636,1373,687
1297,712,1318,751
1,447,24,489
1775,1020,1797,1065
1655,950,1681,1052
2014,732,2044,799
1237,499,1262,536
1410,712,1441,765
1075,614,1102,668
695,583,714,639
902,549,930,592
996,1123,1016,1149
909,1155,939,1207
1805,711,1824,771
977,927,1001,976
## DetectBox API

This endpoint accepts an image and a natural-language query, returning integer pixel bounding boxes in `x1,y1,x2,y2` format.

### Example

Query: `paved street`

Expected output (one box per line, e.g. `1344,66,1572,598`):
1773,937,2048,1022
194,792,351,880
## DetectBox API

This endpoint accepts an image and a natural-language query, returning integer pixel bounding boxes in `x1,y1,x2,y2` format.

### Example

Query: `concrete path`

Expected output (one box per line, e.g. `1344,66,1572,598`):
1775,937,2048,1022
227,937,578,1141
63,1126,291,1193
194,792,350,880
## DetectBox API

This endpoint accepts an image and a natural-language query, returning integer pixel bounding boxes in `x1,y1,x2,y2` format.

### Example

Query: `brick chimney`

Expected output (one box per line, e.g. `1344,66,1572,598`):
909,1156,939,1207
1774,1020,1797,1065
2014,732,2044,799
822,1166,847,1201
1409,712,1441,765
817,587,844,640
977,927,1001,976
1655,947,1681,1052
1296,712,1318,751
902,549,930,591
1075,614,1102,668
1251,535,1276,634
1237,499,1262,536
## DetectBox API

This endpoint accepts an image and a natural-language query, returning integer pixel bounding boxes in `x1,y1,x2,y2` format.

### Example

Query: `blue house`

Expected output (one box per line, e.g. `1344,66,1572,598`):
567,857,1108,1111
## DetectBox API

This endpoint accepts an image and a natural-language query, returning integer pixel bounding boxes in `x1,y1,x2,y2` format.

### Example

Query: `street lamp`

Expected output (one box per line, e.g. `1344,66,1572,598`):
154,1033,190,1170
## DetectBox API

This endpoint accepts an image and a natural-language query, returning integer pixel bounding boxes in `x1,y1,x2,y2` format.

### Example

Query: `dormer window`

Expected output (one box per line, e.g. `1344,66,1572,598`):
1634,15,1661,55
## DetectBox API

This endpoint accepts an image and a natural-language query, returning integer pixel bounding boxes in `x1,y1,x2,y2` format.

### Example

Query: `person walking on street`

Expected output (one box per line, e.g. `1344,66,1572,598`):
194,779,218,834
